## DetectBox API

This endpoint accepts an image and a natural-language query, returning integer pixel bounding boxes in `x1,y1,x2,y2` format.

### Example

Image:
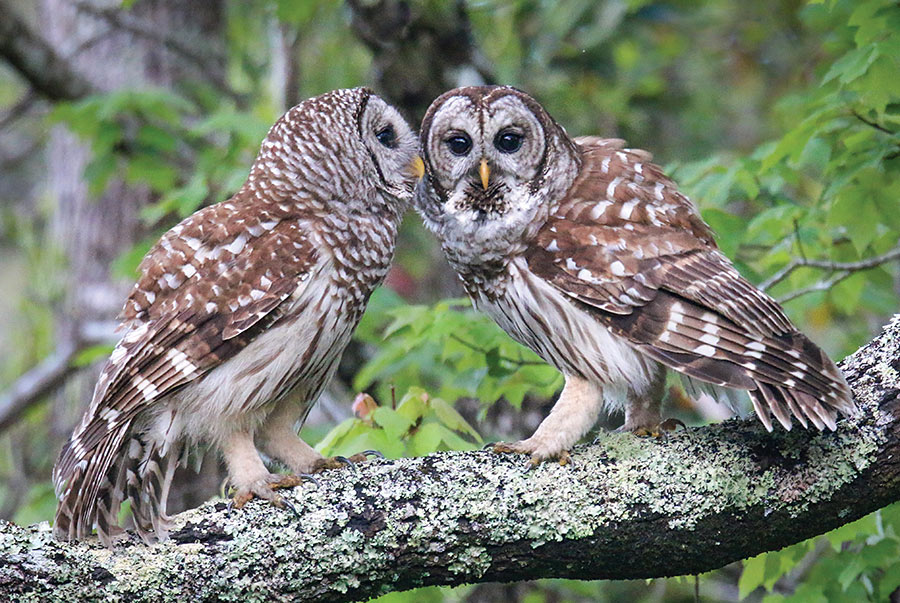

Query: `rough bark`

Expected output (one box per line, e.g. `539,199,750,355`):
347,0,495,123
39,0,227,513
0,0,96,100
1,315,898,601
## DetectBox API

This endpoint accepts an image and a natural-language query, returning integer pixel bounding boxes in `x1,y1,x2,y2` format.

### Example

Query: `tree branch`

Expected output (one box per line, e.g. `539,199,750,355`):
0,341,83,434
71,1,243,105
0,0,97,100
1,315,899,600
0,320,118,435
759,245,900,293
347,0,496,122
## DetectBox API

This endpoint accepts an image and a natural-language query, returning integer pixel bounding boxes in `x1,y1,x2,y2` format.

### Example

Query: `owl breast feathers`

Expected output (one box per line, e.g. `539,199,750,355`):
416,85,854,464
53,88,419,545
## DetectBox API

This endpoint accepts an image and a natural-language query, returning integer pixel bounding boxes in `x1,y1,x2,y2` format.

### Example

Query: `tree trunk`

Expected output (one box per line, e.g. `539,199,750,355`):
1,315,897,602
40,0,227,510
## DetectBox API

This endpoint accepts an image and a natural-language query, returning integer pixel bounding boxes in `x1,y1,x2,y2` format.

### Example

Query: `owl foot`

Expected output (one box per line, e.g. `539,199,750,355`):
624,418,687,438
310,450,383,473
490,441,572,468
228,473,316,516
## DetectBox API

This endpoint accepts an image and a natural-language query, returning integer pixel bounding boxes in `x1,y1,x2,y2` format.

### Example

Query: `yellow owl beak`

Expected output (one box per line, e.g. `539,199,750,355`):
479,159,490,191
411,156,425,180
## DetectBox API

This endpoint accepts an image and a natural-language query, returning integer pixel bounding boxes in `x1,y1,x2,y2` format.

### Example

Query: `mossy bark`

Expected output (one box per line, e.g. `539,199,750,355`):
2,315,899,602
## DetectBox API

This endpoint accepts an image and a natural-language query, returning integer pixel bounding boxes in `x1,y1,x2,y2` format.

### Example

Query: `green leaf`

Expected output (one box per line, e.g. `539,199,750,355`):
827,195,881,254
837,555,865,591
125,154,178,192
71,344,115,368
822,45,877,84
314,418,362,455
431,398,482,442
825,512,879,551
408,422,443,456
395,388,429,423
372,407,414,441
739,554,767,599
828,272,867,315
701,208,747,257
136,124,177,153
276,0,319,24
382,304,430,339
83,153,118,197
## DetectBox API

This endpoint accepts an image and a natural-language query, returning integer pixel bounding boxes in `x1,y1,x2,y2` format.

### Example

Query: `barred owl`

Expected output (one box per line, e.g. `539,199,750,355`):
415,85,854,465
53,88,422,545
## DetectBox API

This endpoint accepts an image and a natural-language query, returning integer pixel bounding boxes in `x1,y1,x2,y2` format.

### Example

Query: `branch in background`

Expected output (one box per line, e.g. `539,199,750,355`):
0,0,97,100
0,320,117,435
71,1,244,105
2,315,899,600
777,271,852,304
0,90,39,131
759,245,900,297
347,0,496,121
0,340,82,434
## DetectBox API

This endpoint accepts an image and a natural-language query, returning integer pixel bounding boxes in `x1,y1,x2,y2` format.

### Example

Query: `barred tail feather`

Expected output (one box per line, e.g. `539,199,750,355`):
602,290,855,432
53,423,133,545
126,438,181,543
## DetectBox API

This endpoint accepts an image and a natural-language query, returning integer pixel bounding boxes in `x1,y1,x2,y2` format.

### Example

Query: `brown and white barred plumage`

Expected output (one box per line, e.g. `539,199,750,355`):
53,88,419,544
416,86,854,462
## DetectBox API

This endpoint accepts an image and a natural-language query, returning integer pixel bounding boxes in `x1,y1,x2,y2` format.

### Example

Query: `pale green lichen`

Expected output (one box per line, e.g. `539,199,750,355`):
2,318,897,601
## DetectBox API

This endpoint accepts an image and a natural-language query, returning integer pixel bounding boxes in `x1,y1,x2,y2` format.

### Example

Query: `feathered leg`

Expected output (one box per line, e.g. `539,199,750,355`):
492,375,603,465
258,396,377,474
223,430,305,509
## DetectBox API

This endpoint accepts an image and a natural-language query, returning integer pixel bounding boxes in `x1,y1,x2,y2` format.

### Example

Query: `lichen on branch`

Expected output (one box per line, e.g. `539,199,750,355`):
1,316,899,602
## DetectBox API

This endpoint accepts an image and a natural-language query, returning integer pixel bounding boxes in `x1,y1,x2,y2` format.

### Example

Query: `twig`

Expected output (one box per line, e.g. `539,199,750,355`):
0,340,83,433
72,1,244,105
0,0,97,100
792,218,807,262
0,138,41,170
852,111,896,136
0,90,38,130
449,334,546,367
777,271,851,304
759,245,900,293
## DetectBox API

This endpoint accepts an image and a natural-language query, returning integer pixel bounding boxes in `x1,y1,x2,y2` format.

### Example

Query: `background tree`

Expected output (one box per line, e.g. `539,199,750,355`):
0,0,899,600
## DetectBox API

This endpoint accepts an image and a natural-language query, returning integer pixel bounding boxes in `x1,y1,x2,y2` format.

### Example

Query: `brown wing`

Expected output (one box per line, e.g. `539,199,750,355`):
54,199,321,492
526,138,853,430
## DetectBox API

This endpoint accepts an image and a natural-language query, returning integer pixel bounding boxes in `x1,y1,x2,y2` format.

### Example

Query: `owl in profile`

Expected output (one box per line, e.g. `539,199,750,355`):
415,85,854,465
53,88,422,545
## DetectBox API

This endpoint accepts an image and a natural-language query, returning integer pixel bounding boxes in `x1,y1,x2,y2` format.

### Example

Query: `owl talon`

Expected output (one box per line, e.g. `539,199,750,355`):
277,497,302,519
227,472,310,515
659,418,687,432
492,441,572,468
296,473,320,488
311,451,377,473
629,418,685,438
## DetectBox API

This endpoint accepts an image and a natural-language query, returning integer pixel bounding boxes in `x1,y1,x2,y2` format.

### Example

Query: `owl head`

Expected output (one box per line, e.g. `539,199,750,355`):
415,86,580,260
249,87,421,213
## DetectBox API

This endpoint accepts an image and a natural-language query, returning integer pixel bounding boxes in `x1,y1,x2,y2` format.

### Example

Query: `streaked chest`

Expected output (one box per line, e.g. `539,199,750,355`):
472,258,651,391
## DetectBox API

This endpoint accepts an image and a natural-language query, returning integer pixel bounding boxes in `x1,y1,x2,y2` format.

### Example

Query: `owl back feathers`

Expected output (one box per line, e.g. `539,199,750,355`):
53,199,321,545
526,137,854,430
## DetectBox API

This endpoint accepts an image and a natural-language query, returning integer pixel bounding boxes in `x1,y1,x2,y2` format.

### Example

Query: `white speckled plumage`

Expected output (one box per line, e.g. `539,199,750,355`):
54,88,418,545
416,85,855,462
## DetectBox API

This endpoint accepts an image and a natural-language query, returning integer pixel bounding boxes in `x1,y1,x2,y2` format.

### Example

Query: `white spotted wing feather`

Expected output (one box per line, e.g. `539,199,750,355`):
526,138,854,431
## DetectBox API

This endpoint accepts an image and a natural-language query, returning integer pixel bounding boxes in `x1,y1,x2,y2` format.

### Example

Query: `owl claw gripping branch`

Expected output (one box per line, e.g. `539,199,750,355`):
415,85,856,468
53,88,420,546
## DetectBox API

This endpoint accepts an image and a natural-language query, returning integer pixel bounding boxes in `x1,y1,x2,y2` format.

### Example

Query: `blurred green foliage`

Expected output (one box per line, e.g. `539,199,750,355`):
1,0,899,600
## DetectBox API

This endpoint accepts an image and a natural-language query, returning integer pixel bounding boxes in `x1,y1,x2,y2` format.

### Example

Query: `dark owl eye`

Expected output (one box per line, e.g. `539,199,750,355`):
494,129,524,153
375,125,397,148
445,133,472,156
